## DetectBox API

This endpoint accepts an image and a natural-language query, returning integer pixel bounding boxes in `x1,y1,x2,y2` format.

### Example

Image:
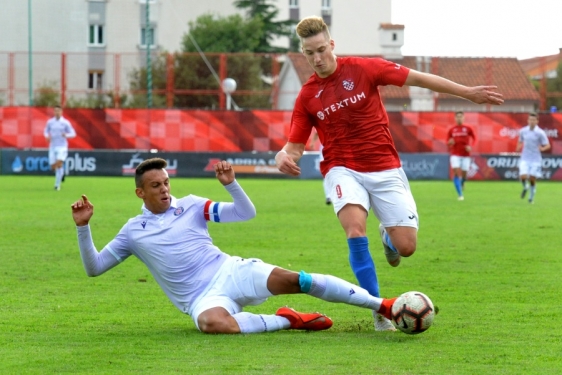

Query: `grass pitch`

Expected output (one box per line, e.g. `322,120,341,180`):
0,176,561,374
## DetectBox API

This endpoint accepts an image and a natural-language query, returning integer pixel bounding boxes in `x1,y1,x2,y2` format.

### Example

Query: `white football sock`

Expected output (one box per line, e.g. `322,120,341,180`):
232,312,289,333
308,273,382,312
55,167,64,187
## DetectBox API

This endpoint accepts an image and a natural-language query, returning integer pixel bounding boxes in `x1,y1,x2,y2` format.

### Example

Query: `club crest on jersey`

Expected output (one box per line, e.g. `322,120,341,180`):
174,207,184,216
317,111,325,120
342,79,354,91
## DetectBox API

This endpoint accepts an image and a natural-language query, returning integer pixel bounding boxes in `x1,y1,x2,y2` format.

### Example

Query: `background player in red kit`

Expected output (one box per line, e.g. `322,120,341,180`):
275,16,504,331
447,111,476,200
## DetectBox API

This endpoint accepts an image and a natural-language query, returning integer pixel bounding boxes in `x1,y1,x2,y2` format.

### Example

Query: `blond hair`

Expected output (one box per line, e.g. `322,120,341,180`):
296,16,331,40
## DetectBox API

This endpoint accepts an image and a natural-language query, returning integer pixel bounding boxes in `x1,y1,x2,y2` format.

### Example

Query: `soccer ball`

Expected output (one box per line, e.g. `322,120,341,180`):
391,291,435,334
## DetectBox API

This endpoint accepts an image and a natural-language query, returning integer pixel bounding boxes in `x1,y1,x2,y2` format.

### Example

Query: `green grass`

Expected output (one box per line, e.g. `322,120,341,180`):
0,176,561,374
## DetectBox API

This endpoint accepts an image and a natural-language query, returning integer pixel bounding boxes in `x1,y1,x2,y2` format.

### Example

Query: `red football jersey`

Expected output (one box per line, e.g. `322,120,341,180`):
447,125,475,156
289,56,409,176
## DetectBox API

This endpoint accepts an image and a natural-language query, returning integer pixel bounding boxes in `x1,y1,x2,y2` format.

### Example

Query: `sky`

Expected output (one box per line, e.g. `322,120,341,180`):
391,0,562,60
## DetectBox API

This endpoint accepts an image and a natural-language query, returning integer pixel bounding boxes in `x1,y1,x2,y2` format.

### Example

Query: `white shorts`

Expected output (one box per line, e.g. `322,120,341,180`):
324,167,419,229
450,155,471,171
48,147,68,165
188,256,275,330
519,160,542,178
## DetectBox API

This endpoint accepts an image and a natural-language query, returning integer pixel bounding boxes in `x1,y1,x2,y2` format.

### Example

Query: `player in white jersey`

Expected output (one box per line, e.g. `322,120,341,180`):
71,158,404,334
43,105,76,190
516,112,550,203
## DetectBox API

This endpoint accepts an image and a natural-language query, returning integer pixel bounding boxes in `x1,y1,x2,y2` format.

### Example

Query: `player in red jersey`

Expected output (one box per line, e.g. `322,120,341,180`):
275,16,503,331
447,111,476,200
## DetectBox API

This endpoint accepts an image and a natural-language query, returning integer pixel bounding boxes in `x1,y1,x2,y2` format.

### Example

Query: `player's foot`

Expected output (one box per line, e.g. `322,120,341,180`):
374,313,396,332
276,306,333,331
54,186,60,191
376,297,397,320
325,198,332,205
521,189,527,199
528,198,533,204
457,196,464,201
379,224,400,267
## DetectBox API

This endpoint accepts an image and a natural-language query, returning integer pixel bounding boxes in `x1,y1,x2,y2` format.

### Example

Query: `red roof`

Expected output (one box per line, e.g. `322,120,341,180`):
519,49,562,77
379,23,405,30
286,53,539,101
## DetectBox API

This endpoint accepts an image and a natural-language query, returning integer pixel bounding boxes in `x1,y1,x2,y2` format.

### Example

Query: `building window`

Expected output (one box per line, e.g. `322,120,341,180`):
289,0,298,7
321,0,331,8
88,71,104,90
141,27,155,48
89,25,104,46
392,33,397,41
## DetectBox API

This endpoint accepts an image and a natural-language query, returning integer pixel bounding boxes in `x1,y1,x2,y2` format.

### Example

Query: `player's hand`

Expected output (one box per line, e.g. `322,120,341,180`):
275,150,301,176
465,145,472,152
465,86,504,105
71,195,94,226
214,160,235,185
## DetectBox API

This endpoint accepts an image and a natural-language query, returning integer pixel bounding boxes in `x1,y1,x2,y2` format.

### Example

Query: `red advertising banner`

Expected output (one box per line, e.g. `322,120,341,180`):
1,108,561,155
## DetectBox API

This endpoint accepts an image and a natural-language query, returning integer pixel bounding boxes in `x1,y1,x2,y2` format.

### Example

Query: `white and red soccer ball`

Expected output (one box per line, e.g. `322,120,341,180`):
391,291,435,334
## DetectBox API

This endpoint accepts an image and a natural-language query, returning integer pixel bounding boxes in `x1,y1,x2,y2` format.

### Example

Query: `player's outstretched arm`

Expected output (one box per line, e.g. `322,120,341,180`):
275,142,305,176
405,70,504,106
71,194,120,276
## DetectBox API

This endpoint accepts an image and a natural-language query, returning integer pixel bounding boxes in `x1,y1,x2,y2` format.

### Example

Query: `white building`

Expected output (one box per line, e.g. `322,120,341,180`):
0,0,394,105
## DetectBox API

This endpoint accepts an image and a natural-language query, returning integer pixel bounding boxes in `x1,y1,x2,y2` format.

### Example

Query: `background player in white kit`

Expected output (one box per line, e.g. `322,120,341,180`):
43,105,76,190
70,158,399,334
516,112,550,203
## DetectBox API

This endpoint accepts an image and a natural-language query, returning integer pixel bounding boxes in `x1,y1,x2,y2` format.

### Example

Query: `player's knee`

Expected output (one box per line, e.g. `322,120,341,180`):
198,318,236,334
394,238,416,257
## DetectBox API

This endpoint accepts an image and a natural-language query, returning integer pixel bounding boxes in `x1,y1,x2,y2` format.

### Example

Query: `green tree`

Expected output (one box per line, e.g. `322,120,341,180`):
128,4,295,109
546,61,562,111
234,0,297,53
182,14,262,53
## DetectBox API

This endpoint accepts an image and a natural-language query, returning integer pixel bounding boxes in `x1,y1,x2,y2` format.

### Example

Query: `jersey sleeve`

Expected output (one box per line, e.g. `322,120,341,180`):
104,222,134,263
540,131,550,146
199,180,256,223
469,127,476,144
77,225,126,276
363,58,410,87
288,91,315,144
65,120,77,138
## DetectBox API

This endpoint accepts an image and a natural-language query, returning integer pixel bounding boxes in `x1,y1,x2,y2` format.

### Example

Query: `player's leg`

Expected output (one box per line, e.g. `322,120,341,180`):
267,268,396,321
460,157,471,191
48,149,59,189
369,168,419,262
191,258,289,334
323,178,331,205
326,168,381,299
450,156,464,198
528,176,537,202
519,161,530,198
528,163,541,202
53,148,67,190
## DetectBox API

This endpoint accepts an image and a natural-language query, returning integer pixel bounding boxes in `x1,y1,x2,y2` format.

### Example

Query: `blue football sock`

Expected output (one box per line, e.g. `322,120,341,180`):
453,176,463,196
347,237,379,297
